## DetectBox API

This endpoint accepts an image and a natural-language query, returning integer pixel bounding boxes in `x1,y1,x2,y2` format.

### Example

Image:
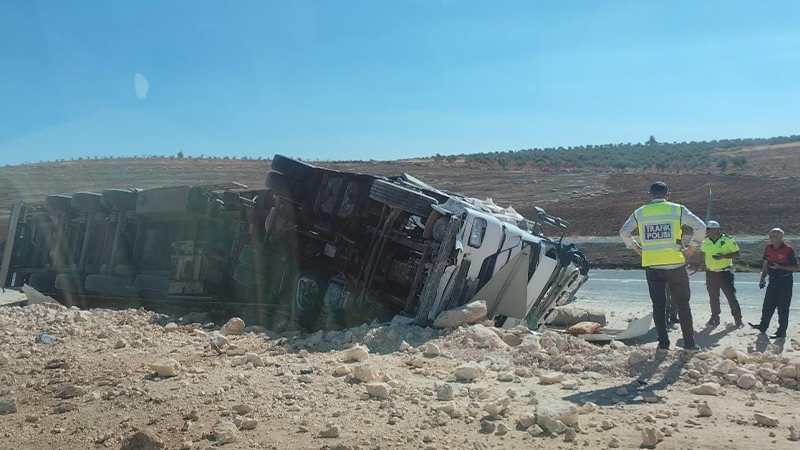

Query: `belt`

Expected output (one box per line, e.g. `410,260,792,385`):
708,267,733,273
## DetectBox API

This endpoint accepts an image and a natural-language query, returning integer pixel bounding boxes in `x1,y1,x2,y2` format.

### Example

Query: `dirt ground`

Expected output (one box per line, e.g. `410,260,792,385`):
1,298,800,450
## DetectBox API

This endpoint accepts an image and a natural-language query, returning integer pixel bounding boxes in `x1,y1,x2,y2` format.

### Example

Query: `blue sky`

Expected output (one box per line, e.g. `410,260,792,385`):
2,1,800,165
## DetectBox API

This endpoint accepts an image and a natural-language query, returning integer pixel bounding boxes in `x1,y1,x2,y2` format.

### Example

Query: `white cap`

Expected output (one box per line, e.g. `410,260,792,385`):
706,220,720,229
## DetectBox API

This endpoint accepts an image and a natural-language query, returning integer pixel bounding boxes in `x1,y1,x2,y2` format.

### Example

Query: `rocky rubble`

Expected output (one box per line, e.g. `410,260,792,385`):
1,298,800,449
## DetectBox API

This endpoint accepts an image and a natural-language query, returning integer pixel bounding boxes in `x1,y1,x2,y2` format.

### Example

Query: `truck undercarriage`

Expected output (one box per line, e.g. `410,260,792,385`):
0,156,588,330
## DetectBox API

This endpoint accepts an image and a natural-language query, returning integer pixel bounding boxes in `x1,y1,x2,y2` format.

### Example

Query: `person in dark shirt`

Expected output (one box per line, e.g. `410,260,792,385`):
748,228,800,339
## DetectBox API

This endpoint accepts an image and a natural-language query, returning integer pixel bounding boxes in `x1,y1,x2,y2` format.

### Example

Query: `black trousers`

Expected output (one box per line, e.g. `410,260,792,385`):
646,266,695,347
757,275,793,336
706,270,742,322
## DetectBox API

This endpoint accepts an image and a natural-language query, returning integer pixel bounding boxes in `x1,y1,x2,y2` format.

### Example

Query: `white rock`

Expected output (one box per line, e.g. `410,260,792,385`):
713,360,737,374
537,416,567,434
454,362,485,381
754,413,779,427
539,372,566,385
789,425,799,441
334,365,351,377
628,350,649,365
778,365,797,380
697,403,712,417
537,402,579,426
517,413,537,429
527,424,544,436
0,353,9,366
688,382,720,396
423,343,441,356
245,353,265,367
519,335,541,353
759,368,778,382
114,339,127,349
435,383,454,401
210,331,229,348
502,334,523,347
433,300,487,328
399,341,411,351
564,427,577,442
737,373,758,389
220,317,245,336
365,382,390,399
319,425,340,438
641,427,662,448
236,418,258,430
352,364,374,382
609,340,626,350
297,349,309,358
150,359,181,377
164,322,178,333
343,345,370,362
498,372,514,382
608,436,620,448
464,324,508,348
579,402,597,414
213,421,237,444
561,379,579,390
232,404,252,415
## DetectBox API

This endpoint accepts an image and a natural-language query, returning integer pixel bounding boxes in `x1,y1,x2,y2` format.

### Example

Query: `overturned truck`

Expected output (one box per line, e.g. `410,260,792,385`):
0,156,588,330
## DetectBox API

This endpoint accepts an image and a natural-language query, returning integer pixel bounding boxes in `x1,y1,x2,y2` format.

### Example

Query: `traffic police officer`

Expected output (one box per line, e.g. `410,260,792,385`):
700,220,743,327
620,182,706,351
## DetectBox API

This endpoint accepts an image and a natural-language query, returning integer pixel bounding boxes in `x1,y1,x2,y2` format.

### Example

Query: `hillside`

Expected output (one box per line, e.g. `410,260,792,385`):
1,139,798,240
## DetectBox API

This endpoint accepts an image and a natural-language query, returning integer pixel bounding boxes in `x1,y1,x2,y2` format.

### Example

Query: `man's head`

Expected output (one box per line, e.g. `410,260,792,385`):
648,182,670,200
768,228,785,247
706,220,721,239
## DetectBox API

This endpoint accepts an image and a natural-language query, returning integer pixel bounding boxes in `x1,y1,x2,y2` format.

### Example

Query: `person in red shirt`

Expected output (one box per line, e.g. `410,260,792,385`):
748,228,800,339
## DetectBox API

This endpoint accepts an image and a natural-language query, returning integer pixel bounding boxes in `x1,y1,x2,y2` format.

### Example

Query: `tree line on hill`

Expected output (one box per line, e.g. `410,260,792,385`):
434,135,800,172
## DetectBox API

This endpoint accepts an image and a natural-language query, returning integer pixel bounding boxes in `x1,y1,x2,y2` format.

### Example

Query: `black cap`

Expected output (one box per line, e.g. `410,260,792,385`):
649,182,669,197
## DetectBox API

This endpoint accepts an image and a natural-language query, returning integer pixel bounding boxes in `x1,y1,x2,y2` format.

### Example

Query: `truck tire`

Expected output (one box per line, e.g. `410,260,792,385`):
414,215,462,326
55,273,85,293
266,171,313,203
101,189,138,211
71,192,108,213
85,274,129,296
132,274,169,298
369,179,437,218
28,272,56,292
45,195,73,214
271,155,319,181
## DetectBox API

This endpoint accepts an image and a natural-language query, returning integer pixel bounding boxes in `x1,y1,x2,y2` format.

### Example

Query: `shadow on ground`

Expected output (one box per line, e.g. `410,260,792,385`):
562,352,694,407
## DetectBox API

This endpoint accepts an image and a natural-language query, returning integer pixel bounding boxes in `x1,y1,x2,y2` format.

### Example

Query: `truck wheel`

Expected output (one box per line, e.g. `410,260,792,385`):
71,192,108,213
266,171,312,203
101,189,138,211
45,195,74,214
85,274,129,296
369,179,437,218
28,272,56,292
271,155,319,181
414,215,462,326
55,273,85,293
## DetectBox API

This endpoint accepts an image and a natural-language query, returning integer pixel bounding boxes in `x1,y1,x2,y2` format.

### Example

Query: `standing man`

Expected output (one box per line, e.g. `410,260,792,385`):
749,228,799,339
620,182,706,351
700,220,743,327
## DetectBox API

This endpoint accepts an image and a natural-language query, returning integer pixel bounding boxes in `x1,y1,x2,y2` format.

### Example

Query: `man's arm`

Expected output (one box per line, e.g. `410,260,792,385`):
715,238,742,259
619,213,642,255
760,259,769,288
680,206,706,257
769,249,800,272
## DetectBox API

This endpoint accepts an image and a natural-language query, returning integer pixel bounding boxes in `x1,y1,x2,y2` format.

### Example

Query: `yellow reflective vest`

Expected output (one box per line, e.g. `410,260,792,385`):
635,201,685,267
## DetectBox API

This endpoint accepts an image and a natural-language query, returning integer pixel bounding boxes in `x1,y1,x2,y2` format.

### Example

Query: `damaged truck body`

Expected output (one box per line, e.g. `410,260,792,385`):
0,156,588,330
